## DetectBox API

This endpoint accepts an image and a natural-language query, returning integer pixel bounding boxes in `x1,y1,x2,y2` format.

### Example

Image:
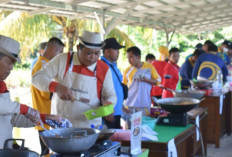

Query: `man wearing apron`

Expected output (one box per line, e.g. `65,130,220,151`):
32,31,117,128
122,46,160,128
0,35,61,149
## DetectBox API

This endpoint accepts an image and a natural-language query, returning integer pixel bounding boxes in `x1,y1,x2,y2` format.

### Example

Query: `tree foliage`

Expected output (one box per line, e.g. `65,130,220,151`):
0,11,59,62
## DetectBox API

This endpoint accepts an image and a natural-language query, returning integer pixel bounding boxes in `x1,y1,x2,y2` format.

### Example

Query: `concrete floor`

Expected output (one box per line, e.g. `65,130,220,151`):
203,134,232,157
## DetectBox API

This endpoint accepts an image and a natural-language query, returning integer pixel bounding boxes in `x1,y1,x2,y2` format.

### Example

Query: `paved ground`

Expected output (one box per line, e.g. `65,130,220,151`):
206,134,232,157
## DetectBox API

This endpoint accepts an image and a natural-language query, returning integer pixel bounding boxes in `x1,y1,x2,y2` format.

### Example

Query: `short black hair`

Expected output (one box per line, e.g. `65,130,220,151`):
169,47,179,56
208,43,218,52
145,54,155,61
195,43,203,49
48,37,65,47
127,46,141,56
192,49,204,57
204,40,214,46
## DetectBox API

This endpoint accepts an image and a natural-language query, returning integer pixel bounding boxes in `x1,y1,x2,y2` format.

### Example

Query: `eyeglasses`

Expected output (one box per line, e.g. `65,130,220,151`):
81,48,101,56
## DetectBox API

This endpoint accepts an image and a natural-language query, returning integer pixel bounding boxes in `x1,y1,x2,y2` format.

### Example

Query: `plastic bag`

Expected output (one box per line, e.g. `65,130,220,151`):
45,118,72,128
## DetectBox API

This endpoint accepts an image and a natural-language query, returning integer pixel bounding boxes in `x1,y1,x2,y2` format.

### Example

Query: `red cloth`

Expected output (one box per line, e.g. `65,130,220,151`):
49,81,59,92
40,114,46,124
20,104,29,114
162,61,180,98
0,81,8,93
151,60,167,96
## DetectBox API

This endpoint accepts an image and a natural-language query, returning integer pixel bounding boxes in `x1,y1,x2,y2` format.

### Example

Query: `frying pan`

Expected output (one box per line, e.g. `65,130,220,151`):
40,128,100,154
173,90,205,99
190,79,213,89
159,86,205,99
152,97,201,114
96,129,115,143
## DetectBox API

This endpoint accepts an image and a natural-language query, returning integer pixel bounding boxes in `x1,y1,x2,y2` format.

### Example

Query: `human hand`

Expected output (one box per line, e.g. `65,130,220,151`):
139,77,147,82
25,107,41,124
55,84,73,100
103,101,112,106
105,114,114,122
103,101,114,122
122,106,132,114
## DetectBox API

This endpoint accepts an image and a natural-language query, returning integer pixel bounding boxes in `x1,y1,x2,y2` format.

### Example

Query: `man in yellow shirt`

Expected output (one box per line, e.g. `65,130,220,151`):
31,37,64,156
122,46,160,128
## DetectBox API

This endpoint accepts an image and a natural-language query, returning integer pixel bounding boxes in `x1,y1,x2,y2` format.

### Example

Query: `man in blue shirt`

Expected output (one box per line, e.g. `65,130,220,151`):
192,42,228,82
101,38,125,129
180,49,204,89
218,40,231,65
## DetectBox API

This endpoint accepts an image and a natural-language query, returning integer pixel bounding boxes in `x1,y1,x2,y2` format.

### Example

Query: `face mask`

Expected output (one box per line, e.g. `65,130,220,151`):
223,47,228,53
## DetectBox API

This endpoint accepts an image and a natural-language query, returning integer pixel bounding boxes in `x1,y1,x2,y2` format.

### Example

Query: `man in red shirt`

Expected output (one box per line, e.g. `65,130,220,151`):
151,60,168,104
162,48,180,98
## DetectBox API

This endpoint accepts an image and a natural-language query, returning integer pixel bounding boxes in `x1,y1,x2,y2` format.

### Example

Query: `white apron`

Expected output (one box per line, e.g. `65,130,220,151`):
124,67,152,116
125,68,152,108
51,65,102,128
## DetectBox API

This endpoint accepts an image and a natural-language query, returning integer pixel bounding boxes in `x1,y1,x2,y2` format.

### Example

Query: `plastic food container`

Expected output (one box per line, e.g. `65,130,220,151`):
84,104,114,120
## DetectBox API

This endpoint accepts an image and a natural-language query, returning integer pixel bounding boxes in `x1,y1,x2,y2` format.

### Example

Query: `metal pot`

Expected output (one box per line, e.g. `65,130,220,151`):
152,97,201,114
0,139,39,157
40,128,100,155
173,90,206,99
96,129,115,143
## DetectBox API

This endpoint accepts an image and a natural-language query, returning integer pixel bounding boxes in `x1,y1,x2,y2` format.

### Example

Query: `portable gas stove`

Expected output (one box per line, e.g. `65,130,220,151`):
152,97,199,126
156,113,190,126
50,141,120,157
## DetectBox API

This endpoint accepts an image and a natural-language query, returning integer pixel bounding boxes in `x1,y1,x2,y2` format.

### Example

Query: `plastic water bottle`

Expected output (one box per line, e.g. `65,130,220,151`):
217,70,223,89
213,70,222,92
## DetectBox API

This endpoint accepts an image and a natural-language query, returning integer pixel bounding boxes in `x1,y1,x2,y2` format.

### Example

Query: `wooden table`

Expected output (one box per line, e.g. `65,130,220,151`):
198,90,231,148
113,125,195,157
187,107,208,156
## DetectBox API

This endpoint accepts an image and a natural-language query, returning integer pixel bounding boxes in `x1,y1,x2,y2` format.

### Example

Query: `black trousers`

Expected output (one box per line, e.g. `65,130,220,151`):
104,115,121,129
38,131,49,156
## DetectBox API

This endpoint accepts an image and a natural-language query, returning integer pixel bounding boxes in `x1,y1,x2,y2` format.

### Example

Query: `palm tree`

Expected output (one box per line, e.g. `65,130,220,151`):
52,16,103,52
0,11,58,61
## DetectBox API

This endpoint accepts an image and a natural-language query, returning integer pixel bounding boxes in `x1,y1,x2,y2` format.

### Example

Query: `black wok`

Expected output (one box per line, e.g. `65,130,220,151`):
40,128,100,155
152,97,200,114
96,129,115,143
0,139,39,157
